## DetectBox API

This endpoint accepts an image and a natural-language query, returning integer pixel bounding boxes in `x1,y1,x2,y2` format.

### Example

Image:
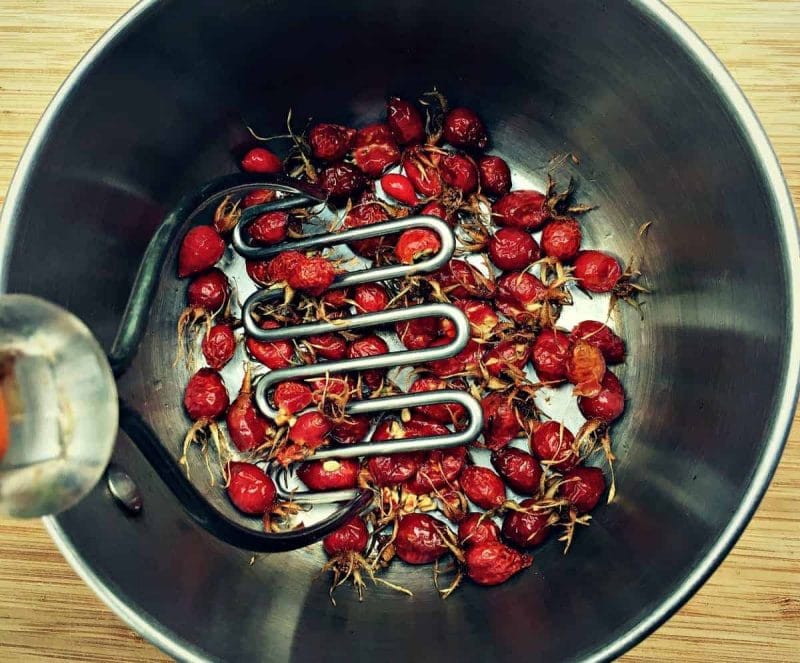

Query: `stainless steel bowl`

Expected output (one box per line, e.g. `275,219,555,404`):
2,0,798,660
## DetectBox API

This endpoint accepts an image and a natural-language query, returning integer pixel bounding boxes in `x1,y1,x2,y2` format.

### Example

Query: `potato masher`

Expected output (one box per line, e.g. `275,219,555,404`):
0,173,483,553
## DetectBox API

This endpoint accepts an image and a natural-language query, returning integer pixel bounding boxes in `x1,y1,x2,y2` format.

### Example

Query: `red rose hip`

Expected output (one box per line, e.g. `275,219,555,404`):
491,447,542,495
502,499,551,548
394,513,449,565
478,155,512,196
308,123,356,161
183,368,229,420
458,513,501,548
187,269,229,311
297,458,360,491
240,147,282,174
443,107,488,150
226,462,277,515
570,321,626,364
493,190,549,230
460,466,507,509
488,228,540,271
178,226,225,278
465,542,531,586
323,517,369,556
541,218,582,262
532,329,571,382
380,173,418,205
560,467,606,513
387,97,425,145
578,371,626,422
530,421,579,470
573,250,623,293
201,323,236,370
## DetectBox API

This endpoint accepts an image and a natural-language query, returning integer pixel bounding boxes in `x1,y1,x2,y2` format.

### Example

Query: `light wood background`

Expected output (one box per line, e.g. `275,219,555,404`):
0,1,798,660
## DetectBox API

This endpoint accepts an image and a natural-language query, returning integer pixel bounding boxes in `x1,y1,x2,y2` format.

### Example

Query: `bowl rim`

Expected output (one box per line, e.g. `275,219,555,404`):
2,0,798,661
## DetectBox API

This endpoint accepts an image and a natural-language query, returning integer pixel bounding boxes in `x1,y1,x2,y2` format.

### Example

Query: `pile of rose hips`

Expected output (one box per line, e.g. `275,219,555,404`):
177,90,640,599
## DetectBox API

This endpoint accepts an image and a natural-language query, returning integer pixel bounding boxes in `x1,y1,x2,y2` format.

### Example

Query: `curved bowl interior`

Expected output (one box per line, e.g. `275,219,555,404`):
2,0,798,661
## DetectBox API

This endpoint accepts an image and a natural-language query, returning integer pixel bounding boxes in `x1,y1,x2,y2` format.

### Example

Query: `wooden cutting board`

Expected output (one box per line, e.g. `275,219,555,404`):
0,1,798,660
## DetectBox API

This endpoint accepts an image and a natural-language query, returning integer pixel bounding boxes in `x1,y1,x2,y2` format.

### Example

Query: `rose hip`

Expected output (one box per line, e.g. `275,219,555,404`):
380,173,418,205
387,97,425,145
570,321,626,364
402,146,442,197
488,228,540,271
297,458,360,491
308,123,356,161
502,499,551,548
394,513,449,565
245,260,270,286
323,517,369,556
491,447,542,495
465,542,531,586
287,256,336,296
246,320,295,369
481,392,522,450
477,155,512,196
187,269,229,311
578,371,626,423
493,190,549,230
541,218,582,262
530,421,579,470
439,153,479,194
366,419,424,485
331,415,372,445
288,411,332,449
267,250,305,283
565,341,606,398
396,316,439,350
443,107,488,150
458,513,501,548
201,323,236,370
451,300,498,341
342,192,391,258
496,271,547,322
227,370,269,452
306,333,348,360
352,123,401,177
420,201,452,225
240,147,282,174
482,339,531,379
560,467,606,513
348,335,389,391
178,226,225,278
573,250,623,293
317,162,366,200
532,329,571,382
248,211,288,246
409,376,467,426
426,338,481,378
242,188,277,208
435,259,495,299
353,283,390,313
460,466,507,510
406,445,467,494
321,288,350,310
226,462,277,515
183,368,229,421
395,228,441,264
438,488,469,524
274,381,313,416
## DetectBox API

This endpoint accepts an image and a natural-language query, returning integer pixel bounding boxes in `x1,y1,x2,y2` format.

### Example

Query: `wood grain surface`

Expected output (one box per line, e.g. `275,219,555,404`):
0,1,798,661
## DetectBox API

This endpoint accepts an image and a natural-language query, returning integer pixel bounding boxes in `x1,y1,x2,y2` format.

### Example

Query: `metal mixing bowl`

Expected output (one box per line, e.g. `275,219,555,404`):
1,0,798,660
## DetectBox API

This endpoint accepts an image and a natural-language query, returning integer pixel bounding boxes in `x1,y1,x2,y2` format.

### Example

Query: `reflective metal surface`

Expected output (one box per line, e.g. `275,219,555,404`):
1,0,798,661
